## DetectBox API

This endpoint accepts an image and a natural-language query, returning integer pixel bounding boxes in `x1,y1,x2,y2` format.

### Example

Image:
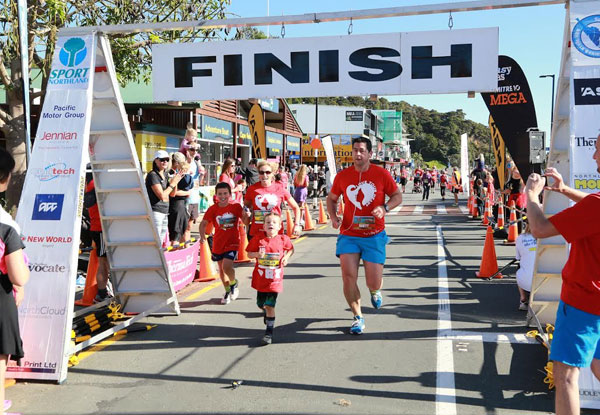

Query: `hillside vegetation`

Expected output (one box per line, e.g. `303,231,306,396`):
287,97,493,168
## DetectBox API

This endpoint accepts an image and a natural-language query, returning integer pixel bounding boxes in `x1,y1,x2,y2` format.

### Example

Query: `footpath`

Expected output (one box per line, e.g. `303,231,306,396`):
6,191,555,415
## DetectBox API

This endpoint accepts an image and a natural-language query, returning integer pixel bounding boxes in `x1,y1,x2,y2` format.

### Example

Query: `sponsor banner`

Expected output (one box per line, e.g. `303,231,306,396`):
571,2,600,67
489,115,506,187
570,66,600,192
248,104,267,160
12,35,96,381
302,136,353,163
166,241,200,292
460,133,470,194
321,135,338,184
153,28,498,101
481,55,538,178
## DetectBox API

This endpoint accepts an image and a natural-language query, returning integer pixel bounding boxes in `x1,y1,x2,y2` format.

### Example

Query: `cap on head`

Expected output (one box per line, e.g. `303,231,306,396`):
154,150,169,159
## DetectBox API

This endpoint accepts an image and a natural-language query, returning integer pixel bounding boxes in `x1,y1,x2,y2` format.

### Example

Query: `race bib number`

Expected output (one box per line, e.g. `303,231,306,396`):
254,210,269,224
258,252,280,268
352,216,375,230
218,216,236,229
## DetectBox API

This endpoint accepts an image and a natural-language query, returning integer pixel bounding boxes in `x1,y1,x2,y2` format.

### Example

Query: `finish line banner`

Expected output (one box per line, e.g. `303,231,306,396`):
153,28,498,101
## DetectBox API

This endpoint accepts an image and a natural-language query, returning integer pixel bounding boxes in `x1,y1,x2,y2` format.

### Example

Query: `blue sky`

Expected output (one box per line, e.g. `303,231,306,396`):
226,0,566,137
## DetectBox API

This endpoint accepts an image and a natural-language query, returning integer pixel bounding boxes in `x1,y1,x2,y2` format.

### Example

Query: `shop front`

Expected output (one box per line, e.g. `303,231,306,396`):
286,135,301,166
237,124,252,165
266,131,283,162
198,115,234,185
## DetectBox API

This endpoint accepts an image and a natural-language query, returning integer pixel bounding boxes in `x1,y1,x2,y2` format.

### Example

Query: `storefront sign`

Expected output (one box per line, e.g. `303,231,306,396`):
258,98,279,113
153,28,498,101
202,115,233,141
286,136,300,152
302,135,354,163
266,131,283,155
345,111,363,121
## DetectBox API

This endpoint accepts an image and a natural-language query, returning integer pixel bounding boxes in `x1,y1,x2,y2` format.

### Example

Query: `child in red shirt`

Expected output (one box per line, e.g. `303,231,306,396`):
246,212,294,345
200,182,247,304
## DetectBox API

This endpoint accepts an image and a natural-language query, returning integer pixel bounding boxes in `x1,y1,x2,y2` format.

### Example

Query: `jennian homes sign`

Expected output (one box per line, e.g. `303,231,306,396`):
153,28,498,101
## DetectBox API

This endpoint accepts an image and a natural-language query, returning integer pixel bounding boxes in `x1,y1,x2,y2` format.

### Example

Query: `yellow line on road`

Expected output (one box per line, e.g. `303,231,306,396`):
318,225,328,230
74,334,126,364
185,280,222,301
293,236,308,244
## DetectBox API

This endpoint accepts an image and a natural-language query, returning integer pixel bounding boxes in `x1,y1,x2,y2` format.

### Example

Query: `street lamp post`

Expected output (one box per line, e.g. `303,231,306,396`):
539,74,555,131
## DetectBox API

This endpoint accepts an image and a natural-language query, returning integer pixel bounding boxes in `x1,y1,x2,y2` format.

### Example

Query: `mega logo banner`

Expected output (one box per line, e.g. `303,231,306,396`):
481,55,538,178
153,28,498,101
248,103,267,160
9,35,96,381
489,115,506,187
570,2,600,193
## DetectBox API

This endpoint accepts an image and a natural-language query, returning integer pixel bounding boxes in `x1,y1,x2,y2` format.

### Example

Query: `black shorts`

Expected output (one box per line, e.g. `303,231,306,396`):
400,177,407,185
211,250,237,262
187,204,199,222
91,231,107,257
452,188,460,194
256,291,278,308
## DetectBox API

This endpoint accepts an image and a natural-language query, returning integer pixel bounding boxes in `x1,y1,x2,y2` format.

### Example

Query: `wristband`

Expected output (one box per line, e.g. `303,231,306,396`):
383,203,389,213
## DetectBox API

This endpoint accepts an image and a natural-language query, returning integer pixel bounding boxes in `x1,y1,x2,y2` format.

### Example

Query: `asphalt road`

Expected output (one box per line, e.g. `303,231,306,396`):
8,186,559,415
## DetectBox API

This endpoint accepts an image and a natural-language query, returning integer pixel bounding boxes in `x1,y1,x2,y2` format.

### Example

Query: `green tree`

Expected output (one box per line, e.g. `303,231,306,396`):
0,0,230,208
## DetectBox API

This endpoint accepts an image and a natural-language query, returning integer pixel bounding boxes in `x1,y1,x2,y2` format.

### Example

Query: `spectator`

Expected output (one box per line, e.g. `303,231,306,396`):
514,222,536,311
168,152,194,244
0,149,29,415
293,165,309,207
244,158,260,187
184,145,203,242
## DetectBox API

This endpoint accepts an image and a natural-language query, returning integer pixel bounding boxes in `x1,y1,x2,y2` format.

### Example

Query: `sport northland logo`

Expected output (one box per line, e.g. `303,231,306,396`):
32,194,64,221
49,37,90,85
574,78,600,105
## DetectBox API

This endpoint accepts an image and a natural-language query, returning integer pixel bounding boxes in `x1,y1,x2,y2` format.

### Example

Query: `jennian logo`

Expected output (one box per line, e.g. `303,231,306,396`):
59,38,87,67
32,194,64,221
49,37,90,86
572,15,600,58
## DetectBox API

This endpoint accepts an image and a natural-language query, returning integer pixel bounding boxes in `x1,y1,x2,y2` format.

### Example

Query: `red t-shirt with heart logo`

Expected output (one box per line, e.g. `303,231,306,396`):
244,182,293,237
330,164,398,237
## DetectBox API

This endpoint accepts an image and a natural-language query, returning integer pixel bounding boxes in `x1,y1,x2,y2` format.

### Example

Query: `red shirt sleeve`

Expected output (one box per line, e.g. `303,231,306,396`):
232,203,244,219
282,235,293,251
330,171,343,197
246,236,260,253
549,193,600,242
203,205,215,224
244,186,254,206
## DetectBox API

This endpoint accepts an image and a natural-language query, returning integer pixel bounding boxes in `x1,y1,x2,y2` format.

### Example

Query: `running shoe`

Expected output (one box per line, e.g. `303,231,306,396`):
261,333,273,345
370,290,383,309
230,281,239,300
349,316,365,335
519,301,528,311
93,291,111,304
221,292,231,305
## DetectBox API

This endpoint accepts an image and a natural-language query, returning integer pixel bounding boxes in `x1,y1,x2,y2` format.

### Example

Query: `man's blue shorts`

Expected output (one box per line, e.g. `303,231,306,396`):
549,300,600,367
211,250,237,262
335,231,389,264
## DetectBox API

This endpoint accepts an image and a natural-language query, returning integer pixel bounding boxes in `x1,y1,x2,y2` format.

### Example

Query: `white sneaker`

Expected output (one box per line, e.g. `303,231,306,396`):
230,282,239,301
221,292,231,305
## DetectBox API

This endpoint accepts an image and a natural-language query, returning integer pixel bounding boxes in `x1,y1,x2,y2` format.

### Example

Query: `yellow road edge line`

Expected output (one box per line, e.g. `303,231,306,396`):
318,224,328,230
75,333,127,363
293,236,308,244
184,280,222,301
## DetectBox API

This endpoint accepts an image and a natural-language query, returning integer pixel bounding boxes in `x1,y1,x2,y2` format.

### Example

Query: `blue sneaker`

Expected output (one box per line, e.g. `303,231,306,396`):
370,290,383,309
349,316,365,335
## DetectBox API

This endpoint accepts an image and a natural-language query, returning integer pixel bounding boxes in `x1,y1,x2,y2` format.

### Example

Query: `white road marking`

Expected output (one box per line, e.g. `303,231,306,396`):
391,205,403,213
412,205,424,215
459,205,469,214
436,205,447,215
436,225,457,415
443,331,536,344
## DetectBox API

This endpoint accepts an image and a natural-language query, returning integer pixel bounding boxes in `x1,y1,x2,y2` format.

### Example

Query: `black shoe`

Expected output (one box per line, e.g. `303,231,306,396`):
261,333,272,345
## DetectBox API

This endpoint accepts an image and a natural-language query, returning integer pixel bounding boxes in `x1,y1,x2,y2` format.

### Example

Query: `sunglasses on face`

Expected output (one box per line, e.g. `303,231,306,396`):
159,158,170,162
259,170,272,175
188,148,197,152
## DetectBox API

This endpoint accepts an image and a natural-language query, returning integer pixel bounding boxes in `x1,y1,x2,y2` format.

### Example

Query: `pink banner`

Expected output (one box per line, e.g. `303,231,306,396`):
165,240,199,292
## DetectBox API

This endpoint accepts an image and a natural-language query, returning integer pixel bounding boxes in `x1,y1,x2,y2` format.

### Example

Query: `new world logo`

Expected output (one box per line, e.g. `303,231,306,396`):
572,15,600,58
48,37,90,85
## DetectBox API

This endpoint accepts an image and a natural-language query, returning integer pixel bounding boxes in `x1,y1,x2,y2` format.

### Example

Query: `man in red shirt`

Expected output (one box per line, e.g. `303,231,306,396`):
326,136,403,334
525,137,600,415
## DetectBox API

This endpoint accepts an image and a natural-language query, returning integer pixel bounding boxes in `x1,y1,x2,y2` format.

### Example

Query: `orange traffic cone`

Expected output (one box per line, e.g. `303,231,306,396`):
75,245,99,306
303,203,315,231
481,198,490,226
504,200,518,245
337,197,345,217
467,193,472,212
235,223,252,263
471,196,479,218
476,226,502,279
497,200,505,229
195,240,219,282
317,200,328,224
286,208,298,239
